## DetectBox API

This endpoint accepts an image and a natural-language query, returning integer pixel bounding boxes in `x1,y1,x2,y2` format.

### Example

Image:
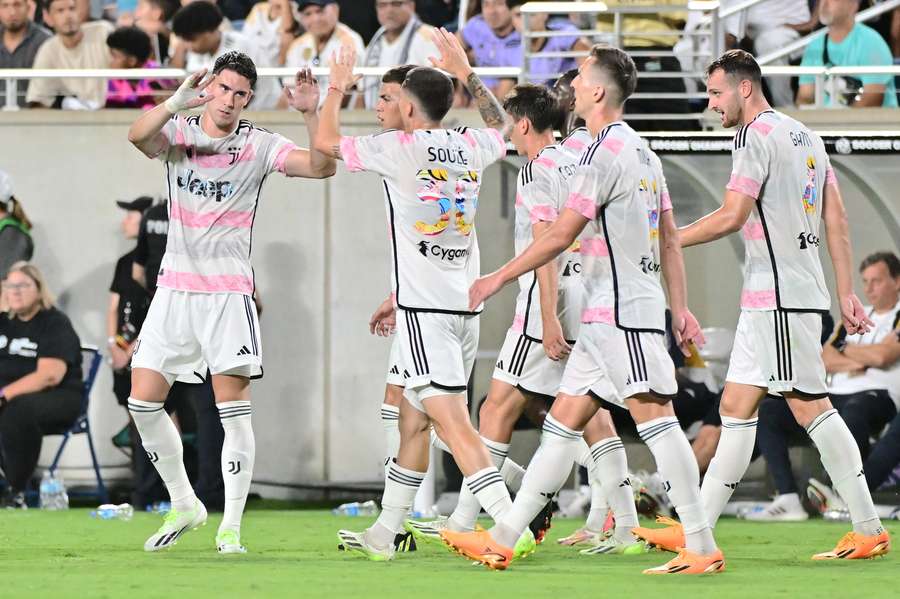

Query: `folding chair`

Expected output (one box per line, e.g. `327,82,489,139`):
47,344,108,503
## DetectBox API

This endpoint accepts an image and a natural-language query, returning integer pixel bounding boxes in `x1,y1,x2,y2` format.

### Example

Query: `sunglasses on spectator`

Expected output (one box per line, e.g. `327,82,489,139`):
376,0,410,8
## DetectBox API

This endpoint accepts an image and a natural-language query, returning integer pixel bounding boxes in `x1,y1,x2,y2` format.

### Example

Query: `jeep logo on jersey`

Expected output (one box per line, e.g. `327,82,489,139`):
640,255,661,274
797,232,820,250
176,169,234,202
417,240,468,262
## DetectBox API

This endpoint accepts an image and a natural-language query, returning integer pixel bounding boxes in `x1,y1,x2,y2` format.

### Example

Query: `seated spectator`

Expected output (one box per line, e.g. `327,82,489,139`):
360,0,438,108
25,0,113,109
754,252,900,521
133,0,177,64
283,0,364,107
171,1,280,108
168,0,234,69
510,4,590,86
797,0,898,108
0,170,34,279
0,262,83,509
459,0,521,99
418,0,459,30
1,0,52,108
243,0,300,67
106,25,172,108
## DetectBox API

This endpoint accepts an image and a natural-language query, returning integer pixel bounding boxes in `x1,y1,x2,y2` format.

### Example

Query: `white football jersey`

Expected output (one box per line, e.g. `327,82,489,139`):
564,121,670,333
512,143,583,341
727,110,831,312
340,127,506,313
154,115,297,295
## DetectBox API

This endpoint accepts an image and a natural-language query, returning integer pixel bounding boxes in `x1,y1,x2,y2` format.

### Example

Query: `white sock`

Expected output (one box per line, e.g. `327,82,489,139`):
127,398,196,512
584,479,609,532
448,437,509,531
491,415,582,548
500,457,525,492
369,460,426,548
381,404,400,478
430,429,451,453
590,437,637,542
217,401,255,536
465,465,512,522
806,409,883,536
700,415,758,527
638,417,717,555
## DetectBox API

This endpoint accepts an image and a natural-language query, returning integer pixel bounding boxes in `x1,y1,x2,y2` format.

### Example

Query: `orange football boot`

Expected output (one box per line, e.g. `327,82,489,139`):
812,530,890,560
631,516,685,553
643,548,726,575
440,529,514,570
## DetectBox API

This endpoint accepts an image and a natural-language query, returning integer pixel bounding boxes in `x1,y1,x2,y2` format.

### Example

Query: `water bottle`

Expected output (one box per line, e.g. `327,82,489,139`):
90,503,135,521
332,500,379,516
146,501,171,515
39,470,69,510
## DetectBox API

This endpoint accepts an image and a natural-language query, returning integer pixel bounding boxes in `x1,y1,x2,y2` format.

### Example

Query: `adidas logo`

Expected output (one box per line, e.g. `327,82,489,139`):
496,360,504,370
625,376,632,385
539,491,555,500
390,366,400,375
619,478,632,488
237,345,251,356
724,482,738,490
403,370,410,378
858,469,865,477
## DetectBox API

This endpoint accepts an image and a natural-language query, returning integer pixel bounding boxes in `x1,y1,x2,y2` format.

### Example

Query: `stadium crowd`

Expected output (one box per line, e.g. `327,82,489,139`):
2,0,899,110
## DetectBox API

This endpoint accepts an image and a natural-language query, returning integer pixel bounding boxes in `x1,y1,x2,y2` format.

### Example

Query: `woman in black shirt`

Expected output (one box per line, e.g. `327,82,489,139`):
0,262,82,507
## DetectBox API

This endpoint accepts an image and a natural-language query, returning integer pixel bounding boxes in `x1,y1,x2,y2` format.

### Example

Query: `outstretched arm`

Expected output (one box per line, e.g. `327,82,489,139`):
314,45,360,160
281,68,336,178
469,209,588,310
128,69,214,158
430,27,513,137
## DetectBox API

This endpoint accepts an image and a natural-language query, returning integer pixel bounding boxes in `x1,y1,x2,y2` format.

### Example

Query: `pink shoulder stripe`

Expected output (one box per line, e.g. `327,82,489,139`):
749,120,773,136
340,136,364,172
660,191,672,211
273,143,298,174
580,238,609,257
565,192,596,220
534,156,556,169
825,167,838,187
600,136,624,155
727,173,762,199
529,204,558,223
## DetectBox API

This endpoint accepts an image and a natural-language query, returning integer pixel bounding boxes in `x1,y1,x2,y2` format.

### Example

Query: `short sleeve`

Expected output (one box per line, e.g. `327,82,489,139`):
463,127,506,169
518,162,559,224
651,153,673,211
339,130,409,176
150,116,180,161
25,43,62,106
727,128,768,200
824,155,839,190
37,311,80,363
564,164,608,221
262,131,299,175
110,256,128,294
798,40,823,86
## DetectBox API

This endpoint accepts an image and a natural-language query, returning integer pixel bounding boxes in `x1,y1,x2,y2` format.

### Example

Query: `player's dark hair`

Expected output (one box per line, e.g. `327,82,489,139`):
143,0,179,22
382,64,416,85
860,251,900,278
502,84,562,134
587,44,637,106
706,49,762,86
42,0,68,11
172,1,223,39
107,26,153,65
401,67,453,123
213,51,258,87
553,68,585,132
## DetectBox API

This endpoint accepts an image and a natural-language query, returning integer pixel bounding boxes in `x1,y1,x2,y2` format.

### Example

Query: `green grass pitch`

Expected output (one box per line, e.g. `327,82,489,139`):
1,506,894,598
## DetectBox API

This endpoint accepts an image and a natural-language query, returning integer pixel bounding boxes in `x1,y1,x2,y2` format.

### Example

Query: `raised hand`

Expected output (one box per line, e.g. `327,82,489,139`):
328,45,361,95
283,67,320,114
164,69,215,113
429,27,472,80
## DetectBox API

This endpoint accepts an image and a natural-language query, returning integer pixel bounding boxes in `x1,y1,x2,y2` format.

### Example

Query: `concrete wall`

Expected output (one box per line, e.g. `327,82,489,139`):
1,110,897,495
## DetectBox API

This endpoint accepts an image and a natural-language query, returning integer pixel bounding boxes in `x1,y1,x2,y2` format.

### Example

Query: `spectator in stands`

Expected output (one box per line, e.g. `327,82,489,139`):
168,0,234,70
361,0,438,108
510,3,590,86
418,0,458,30
25,0,113,109
171,1,281,108
107,196,151,407
459,0,522,99
1,0,51,108
0,171,34,280
753,251,900,521
106,26,172,108
133,0,177,64
798,0,898,108
0,262,82,509
243,0,300,67
283,0,363,107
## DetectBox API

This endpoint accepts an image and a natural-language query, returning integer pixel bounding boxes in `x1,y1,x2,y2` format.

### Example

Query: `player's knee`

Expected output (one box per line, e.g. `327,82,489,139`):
384,384,404,407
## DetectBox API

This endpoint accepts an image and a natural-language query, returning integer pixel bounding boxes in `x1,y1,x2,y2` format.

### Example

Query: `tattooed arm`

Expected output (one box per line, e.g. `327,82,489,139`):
313,45,359,160
430,27,513,138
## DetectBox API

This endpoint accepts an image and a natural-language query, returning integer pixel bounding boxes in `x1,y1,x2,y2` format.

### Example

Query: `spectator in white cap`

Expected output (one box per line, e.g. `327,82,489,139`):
0,170,34,278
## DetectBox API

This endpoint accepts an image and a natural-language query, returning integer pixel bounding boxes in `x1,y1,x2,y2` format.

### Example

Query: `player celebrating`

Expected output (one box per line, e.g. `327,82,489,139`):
442,45,724,575
634,50,890,561
126,52,335,554
314,46,516,561
406,31,639,556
